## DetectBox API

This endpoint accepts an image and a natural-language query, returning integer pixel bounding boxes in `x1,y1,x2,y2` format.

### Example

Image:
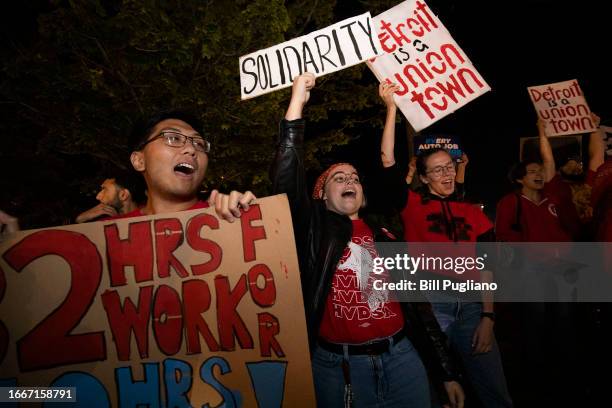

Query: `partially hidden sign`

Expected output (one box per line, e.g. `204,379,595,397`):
528,79,597,137
0,194,314,407
367,0,490,131
240,12,381,100
414,134,462,159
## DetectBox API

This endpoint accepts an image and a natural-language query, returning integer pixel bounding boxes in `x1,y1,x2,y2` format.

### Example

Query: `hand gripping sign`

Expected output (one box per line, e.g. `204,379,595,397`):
0,194,314,408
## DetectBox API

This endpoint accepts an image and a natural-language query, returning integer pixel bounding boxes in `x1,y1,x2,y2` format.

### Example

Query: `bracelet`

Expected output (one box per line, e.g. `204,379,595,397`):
480,312,496,322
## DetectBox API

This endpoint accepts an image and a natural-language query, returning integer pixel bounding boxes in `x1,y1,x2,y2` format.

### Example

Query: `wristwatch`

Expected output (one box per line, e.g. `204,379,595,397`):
480,312,496,322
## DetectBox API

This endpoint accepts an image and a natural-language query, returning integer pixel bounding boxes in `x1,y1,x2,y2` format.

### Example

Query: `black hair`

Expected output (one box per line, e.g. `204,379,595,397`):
416,147,452,177
508,160,541,187
128,109,203,152
112,169,147,206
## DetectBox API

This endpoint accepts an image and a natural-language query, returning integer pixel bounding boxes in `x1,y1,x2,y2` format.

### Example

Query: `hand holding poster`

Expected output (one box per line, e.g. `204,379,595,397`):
367,0,490,131
240,12,381,100
0,195,314,407
528,79,597,137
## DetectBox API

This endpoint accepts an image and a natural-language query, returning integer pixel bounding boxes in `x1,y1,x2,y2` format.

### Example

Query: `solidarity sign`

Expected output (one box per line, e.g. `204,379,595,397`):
239,1,490,132
0,195,314,407
239,12,381,99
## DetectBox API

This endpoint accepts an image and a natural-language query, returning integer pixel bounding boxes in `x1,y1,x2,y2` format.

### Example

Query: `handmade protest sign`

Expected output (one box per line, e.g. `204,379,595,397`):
240,12,381,100
367,0,490,131
528,79,597,137
414,134,462,159
0,195,314,407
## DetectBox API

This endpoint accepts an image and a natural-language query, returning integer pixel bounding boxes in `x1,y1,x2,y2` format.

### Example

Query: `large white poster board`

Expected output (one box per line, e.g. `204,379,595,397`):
528,79,597,137
367,0,490,131
240,12,382,99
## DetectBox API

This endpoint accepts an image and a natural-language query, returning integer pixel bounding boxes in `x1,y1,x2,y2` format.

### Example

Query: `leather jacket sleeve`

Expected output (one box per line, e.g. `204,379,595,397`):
270,119,312,246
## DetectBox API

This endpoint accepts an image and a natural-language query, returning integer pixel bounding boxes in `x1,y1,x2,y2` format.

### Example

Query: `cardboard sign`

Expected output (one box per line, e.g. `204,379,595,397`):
414,134,462,159
367,0,490,131
528,79,597,137
239,12,382,100
0,195,314,407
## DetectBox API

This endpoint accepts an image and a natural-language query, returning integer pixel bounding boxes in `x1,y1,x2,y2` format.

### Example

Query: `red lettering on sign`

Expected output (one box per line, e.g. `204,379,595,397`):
153,284,183,356
3,230,105,371
258,313,284,358
186,213,222,275
105,221,154,286
183,279,219,353
154,218,189,279
101,285,153,361
215,275,254,351
241,204,267,262
247,264,276,307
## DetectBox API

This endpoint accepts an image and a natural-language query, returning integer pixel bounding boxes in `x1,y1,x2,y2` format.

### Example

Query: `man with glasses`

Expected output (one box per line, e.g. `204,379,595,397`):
0,110,255,239
121,109,255,220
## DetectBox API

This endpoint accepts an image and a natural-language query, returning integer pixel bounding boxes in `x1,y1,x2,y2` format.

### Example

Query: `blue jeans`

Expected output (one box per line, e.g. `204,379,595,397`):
427,295,513,408
312,337,431,407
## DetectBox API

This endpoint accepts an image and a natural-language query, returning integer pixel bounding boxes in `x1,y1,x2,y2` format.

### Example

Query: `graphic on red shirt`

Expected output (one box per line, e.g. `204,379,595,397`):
402,190,492,242
318,220,404,344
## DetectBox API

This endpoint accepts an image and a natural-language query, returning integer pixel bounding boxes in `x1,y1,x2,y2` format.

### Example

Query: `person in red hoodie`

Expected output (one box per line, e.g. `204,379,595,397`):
379,82,512,408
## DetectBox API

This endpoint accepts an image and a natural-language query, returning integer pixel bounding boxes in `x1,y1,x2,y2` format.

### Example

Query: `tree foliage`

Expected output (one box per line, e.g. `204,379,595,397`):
1,0,389,228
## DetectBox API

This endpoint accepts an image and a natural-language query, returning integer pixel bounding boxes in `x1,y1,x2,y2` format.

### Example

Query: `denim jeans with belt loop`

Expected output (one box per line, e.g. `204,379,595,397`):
312,335,430,407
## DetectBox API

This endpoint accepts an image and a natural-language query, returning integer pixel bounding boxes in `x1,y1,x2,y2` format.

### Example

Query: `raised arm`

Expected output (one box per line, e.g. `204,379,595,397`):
380,82,401,168
538,118,556,182
270,73,316,238
588,112,605,173
378,82,411,210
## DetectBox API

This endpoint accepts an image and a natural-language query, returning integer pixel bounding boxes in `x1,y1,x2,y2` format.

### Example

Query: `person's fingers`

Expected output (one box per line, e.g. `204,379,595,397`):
228,191,242,218
219,193,235,222
238,191,256,212
208,189,219,207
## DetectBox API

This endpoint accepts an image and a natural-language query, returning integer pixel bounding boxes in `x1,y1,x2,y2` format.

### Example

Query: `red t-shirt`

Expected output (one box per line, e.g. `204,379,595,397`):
318,219,404,344
591,161,612,242
401,190,493,242
495,193,571,242
399,190,492,281
543,170,595,237
112,200,209,219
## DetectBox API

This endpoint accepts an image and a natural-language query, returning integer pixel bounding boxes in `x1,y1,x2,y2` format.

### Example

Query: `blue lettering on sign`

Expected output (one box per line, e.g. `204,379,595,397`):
246,361,288,408
47,371,109,408
116,362,160,408
201,357,241,408
164,358,192,408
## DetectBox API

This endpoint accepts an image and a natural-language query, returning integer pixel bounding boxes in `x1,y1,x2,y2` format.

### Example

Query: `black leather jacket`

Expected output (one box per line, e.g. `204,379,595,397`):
270,118,458,385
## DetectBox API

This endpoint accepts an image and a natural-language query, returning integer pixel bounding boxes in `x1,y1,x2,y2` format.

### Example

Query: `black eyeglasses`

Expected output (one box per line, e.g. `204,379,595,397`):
140,131,211,153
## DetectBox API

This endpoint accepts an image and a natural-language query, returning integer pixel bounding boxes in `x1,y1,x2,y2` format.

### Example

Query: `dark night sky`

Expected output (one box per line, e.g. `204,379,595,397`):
1,0,609,222
341,0,610,214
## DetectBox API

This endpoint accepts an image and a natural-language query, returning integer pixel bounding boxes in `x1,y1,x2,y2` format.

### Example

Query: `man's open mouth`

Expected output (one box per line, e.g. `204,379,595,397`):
174,163,195,175
341,190,356,198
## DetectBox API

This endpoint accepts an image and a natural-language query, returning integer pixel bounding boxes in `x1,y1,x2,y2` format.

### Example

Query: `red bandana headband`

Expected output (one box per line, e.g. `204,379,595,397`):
312,162,351,199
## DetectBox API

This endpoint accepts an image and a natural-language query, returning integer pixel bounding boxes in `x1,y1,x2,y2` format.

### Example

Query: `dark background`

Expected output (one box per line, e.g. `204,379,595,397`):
0,1,610,406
